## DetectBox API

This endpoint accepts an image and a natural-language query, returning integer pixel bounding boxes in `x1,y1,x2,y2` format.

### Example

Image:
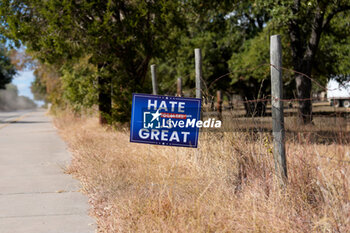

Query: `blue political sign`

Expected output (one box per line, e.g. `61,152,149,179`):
130,93,201,148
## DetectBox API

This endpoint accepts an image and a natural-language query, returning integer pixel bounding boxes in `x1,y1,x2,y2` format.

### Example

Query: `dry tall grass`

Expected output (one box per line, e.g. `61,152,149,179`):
54,112,350,232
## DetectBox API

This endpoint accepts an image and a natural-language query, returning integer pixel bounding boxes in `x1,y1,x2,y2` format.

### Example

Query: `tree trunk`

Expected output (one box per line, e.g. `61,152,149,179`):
289,3,325,124
239,79,267,117
98,75,112,125
244,101,266,117
240,88,266,117
295,73,312,124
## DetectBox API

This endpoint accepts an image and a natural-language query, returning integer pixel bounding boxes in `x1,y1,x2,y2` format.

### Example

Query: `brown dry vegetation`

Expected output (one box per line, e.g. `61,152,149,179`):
54,112,350,232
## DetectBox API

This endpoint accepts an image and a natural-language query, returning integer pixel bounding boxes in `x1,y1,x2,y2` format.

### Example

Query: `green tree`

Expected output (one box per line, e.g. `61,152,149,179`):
177,0,350,119
156,1,270,115
31,76,47,103
0,0,185,123
61,56,98,112
0,46,16,89
255,0,350,123
223,0,350,119
31,62,64,109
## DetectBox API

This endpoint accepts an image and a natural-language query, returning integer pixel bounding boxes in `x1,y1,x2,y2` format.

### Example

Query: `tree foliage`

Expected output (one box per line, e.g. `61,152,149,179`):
155,1,271,115
253,0,350,122
31,62,63,109
0,46,16,89
1,0,350,122
0,0,185,122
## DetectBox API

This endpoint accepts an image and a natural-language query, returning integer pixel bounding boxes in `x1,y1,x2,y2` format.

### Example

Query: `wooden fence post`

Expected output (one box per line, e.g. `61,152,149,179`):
177,77,182,97
151,64,158,95
270,35,287,184
195,48,202,99
217,90,223,120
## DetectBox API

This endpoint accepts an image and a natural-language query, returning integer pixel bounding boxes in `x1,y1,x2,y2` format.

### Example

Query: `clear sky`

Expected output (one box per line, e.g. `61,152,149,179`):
11,70,44,106
12,70,35,99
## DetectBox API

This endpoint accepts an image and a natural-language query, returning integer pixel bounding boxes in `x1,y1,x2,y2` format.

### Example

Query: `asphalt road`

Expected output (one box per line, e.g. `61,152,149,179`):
0,109,95,233
0,110,32,124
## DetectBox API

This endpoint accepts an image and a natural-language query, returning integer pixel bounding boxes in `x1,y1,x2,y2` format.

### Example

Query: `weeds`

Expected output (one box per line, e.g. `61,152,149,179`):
55,112,350,232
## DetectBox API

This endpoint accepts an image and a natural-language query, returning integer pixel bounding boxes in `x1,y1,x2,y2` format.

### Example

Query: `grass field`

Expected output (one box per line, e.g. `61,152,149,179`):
55,111,350,232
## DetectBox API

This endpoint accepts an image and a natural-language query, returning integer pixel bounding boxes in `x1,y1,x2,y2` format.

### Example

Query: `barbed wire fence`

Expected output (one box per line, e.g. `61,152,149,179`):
149,36,350,176
153,63,349,117
151,67,349,133
150,53,350,119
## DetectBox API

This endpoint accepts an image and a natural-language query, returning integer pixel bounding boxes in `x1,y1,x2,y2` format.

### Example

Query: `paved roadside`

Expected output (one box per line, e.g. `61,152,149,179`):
0,109,95,233
0,110,32,125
